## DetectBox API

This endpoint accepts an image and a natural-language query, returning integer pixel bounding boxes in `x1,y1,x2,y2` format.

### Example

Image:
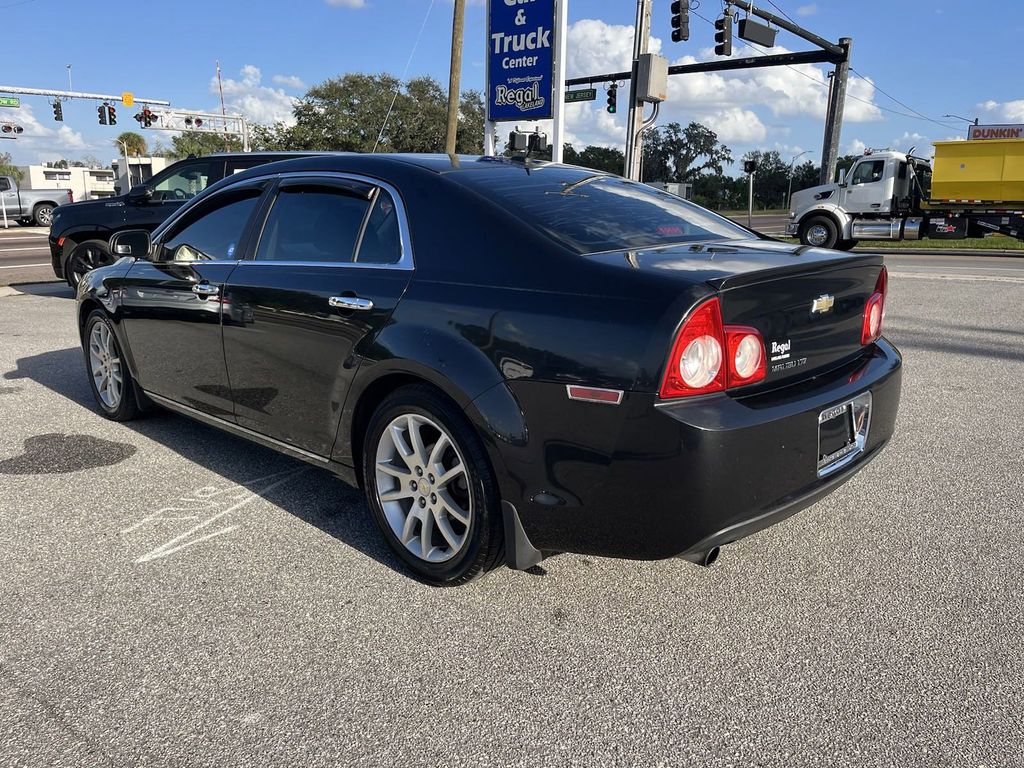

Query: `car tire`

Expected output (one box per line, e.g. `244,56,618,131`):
800,215,840,249
83,310,143,422
362,384,504,586
33,204,54,228
67,239,114,287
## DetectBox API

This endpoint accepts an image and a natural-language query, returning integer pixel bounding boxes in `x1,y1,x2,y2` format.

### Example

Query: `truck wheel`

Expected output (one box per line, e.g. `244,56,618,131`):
835,239,858,251
66,239,114,287
33,204,55,227
800,215,839,249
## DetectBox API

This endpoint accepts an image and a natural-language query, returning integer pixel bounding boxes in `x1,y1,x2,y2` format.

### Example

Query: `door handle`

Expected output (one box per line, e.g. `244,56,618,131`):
192,282,220,297
329,295,373,311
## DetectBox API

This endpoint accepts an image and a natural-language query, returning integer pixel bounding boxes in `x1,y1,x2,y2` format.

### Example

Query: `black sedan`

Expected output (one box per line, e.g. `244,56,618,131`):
77,154,901,585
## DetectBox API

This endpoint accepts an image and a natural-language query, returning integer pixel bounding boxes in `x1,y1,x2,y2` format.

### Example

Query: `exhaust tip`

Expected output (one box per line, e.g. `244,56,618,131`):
680,545,721,567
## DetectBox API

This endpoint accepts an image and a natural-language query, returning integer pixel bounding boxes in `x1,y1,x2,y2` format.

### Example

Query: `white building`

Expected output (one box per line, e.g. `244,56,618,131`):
17,164,118,201
110,156,172,195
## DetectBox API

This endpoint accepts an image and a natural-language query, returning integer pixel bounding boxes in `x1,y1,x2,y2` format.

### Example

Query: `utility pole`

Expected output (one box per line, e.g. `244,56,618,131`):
216,61,231,151
446,0,466,156
819,36,851,185
623,0,652,180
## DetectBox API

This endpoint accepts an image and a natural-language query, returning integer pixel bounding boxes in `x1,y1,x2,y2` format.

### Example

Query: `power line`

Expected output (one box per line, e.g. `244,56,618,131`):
373,0,436,153
849,68,957,129
762,0,796,25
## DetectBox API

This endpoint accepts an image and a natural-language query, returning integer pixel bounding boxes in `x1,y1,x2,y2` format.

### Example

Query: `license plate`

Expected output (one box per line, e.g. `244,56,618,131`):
817,392,872,477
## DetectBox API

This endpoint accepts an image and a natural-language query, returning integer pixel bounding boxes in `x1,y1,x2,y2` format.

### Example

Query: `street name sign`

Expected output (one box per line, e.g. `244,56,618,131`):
564,88,597,103
0,97,20,108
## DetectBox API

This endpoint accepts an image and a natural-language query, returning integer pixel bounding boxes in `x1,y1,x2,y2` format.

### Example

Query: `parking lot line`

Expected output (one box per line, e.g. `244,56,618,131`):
0,263,50,269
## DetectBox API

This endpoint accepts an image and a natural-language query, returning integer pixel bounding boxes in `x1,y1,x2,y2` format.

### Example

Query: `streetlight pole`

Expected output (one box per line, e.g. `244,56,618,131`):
786,150,810,210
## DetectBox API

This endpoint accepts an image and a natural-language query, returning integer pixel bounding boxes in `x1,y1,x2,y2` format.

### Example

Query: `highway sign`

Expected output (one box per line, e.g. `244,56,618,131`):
565,88,597,103
122,92,134,107
0,97,21,108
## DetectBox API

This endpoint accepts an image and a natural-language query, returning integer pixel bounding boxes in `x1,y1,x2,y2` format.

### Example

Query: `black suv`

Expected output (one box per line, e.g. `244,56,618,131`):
49,152,319,286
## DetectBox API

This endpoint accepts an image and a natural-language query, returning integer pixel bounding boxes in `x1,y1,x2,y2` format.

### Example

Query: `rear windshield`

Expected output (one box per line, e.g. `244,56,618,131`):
465,170,750,253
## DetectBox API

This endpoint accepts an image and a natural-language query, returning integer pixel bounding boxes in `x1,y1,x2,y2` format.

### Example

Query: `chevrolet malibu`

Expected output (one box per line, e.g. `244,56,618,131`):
77,154,902,585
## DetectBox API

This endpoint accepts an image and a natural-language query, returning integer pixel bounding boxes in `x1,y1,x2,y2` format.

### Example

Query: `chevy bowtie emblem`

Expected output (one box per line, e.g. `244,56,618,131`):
811,294,835,314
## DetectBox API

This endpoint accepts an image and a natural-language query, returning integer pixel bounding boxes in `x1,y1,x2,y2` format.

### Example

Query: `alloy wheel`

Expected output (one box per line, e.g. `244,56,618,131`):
88,321,123,409
70,243,114,285
35,206,54,227
374,413,473,563
806,223,830,247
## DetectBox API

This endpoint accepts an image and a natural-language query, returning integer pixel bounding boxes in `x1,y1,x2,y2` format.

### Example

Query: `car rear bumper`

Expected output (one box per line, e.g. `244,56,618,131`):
497,339,902,561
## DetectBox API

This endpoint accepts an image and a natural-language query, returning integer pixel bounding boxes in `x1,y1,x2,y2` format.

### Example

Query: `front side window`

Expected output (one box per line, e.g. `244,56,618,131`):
850,160,885,185
151,160,218,202
255,184,372,263
160,190,261,262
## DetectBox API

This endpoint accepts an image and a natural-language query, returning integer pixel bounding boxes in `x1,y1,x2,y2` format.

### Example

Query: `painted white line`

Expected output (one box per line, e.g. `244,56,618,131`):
0,237,49,242
0,286,23,297
889,271,1024,284
0,262,49,269
0,246,48,253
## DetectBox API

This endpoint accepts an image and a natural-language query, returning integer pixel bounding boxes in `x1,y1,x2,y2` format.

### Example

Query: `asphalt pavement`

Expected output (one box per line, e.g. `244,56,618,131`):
0,226,51,287
1,257,1023,767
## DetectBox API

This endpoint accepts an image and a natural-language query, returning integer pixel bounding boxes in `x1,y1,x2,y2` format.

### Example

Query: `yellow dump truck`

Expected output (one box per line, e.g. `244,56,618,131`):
786,138,1024,248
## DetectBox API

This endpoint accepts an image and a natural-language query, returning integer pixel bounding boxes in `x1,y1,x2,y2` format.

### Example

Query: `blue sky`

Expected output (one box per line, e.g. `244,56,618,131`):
1,0,1019,172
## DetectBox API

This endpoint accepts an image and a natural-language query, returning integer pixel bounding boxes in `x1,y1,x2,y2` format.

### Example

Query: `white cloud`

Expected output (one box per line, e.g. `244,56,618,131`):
558,20,882,152
0,103,99,164
797,4,818,16
845,138,867,154
977,99,1024,122
271,74,306,90
892,131,927,150
326,0,366,7
212,65,298,126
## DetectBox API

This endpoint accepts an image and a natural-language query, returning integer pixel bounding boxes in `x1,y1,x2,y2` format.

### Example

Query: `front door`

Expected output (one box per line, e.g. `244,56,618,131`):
119,183,266,417
223,175,412,456
841,158,888,215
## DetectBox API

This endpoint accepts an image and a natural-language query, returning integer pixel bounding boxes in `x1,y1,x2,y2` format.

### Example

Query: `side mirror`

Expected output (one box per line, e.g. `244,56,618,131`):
837,168,847,186
128,184,153,204
109,229,151,259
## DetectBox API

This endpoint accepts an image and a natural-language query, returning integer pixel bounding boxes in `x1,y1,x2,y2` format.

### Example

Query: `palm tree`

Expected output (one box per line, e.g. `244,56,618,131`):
114,132,148,157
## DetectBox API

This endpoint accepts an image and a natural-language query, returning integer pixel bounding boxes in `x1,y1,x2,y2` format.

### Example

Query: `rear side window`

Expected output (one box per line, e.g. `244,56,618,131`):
256,185,371,263
160,190,261,262
0,178,10,192
355,190,402,265
461,172,750,254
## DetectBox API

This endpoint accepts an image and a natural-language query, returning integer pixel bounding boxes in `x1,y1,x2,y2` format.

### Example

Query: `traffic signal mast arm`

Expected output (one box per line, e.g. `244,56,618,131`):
0,85,170,105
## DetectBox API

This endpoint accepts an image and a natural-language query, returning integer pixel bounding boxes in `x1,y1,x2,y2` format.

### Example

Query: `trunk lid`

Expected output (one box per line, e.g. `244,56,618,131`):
586,239,885,387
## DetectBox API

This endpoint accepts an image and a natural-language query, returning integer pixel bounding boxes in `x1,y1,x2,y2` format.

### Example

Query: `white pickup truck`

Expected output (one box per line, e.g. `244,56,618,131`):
0,174,73,227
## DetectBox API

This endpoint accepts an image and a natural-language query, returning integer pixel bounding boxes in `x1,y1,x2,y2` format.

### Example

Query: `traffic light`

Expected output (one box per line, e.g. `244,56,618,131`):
107,104,117,126
52,100,63,122
671,0,689,43
139,107,154,128
714,14,732,56
97,104,108,125
1,124,12,134
606,83,618,114
744,159,758,174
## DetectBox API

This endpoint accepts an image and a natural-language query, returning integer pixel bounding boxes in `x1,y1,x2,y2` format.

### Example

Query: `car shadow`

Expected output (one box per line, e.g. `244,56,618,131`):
4,345,410,578
10,282,76,299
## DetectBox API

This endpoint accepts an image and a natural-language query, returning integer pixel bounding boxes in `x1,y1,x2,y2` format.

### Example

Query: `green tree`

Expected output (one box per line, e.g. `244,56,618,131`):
0,151,22,182
741,150,791,209
114,132,148,157
252,74,485,154
564,144,625,174
641,122,733,183
165,131,242,159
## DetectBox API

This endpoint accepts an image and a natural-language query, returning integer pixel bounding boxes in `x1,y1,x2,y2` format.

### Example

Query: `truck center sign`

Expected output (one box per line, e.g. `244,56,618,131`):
487,0,555,122
968,124,1024,140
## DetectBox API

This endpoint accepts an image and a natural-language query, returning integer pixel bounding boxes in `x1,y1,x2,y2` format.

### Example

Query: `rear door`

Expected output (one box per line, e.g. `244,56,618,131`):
119,180,268,417
222,174,412,456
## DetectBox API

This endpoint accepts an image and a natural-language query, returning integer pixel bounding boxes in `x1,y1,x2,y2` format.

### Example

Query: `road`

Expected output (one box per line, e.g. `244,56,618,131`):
0,226,51,287
1,256,1023,767
730,212,791,235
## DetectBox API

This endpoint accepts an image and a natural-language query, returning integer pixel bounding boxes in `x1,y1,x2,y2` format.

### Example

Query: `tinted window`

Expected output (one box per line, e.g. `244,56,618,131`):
160,190,261,262
355,190,402,265
151,160,218,202
256,185,370,263
0,177,10,192
457,171,750,254
850,160,885,185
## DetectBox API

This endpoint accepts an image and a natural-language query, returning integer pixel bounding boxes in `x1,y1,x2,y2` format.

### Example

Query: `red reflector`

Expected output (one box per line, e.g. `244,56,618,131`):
57,236,65,247
566,385,623,405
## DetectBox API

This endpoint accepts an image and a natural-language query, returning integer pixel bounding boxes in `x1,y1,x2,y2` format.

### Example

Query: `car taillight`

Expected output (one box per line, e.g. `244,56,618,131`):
660,298,767,399
861,265,888,345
